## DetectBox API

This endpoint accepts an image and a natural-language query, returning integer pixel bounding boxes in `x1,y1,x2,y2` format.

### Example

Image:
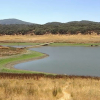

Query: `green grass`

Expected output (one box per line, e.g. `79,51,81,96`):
0,50,44,73
1,42,100,47
49,43,100,46
0,43,41,46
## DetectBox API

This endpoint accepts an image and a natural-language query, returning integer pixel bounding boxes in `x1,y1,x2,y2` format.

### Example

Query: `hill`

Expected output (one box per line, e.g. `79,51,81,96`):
0,18,99,25
45,20,99,25
0,19,100,35
0,18,34,25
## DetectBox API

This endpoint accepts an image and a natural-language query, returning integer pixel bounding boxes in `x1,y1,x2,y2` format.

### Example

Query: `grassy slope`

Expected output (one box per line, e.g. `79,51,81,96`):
0,50,44,73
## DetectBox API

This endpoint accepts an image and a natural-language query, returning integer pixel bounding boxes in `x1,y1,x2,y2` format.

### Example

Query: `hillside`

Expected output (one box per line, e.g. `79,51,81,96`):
0,18,34,25
0,19,100,35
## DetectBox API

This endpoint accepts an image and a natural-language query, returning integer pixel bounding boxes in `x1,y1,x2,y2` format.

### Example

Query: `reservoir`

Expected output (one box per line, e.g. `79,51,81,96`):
15,46,100,76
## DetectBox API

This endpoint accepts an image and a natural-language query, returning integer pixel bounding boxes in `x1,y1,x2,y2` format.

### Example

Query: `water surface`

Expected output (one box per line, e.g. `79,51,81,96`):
15,46,100,76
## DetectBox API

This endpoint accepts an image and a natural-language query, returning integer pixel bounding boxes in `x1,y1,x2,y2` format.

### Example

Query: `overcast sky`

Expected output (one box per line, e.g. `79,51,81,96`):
0,0,100,24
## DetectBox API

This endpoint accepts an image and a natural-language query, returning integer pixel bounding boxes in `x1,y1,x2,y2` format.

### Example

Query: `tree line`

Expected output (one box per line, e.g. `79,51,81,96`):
0,21,100,35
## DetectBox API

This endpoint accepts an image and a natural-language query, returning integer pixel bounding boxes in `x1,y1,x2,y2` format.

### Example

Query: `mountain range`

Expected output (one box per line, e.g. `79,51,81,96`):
0,18,34,25
0,18,99,25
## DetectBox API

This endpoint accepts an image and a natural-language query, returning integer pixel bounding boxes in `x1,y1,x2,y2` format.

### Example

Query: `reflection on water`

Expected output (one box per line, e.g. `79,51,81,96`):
15,46,100,76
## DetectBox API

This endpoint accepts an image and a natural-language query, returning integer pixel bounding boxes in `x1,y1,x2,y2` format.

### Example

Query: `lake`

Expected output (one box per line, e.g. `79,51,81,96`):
15,46,100,76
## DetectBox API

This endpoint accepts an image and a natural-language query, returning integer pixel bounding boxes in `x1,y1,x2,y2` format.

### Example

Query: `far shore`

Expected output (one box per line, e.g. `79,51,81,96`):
1,34,100,43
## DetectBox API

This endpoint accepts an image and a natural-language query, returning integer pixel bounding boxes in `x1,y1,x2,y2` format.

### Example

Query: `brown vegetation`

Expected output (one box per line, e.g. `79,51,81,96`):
0,73,100,100
0,34,100,43
0,45,9,49
0,47,26,57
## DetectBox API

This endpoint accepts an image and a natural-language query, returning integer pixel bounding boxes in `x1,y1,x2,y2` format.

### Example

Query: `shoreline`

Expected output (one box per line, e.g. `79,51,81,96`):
1,42,100,74
0,49,49,73
5,53,48,72
1,42,100,47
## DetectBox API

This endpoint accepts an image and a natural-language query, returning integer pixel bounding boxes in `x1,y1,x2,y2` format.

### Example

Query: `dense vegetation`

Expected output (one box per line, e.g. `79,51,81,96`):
0,20,100,35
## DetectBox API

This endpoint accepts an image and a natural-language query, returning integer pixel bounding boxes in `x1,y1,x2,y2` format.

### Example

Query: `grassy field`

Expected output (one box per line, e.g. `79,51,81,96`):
0,74,100,100
0,34,100,43
1,34,100,47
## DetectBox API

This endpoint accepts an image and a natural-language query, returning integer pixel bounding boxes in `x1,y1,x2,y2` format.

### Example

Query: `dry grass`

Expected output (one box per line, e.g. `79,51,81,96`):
0,47,26,57
0,74,100,100
0,34,100,43
0,78,63,100
66,77,100,100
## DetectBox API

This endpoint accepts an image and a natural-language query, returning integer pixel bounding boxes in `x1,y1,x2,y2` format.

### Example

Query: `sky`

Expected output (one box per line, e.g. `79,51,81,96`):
0,0,100,24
